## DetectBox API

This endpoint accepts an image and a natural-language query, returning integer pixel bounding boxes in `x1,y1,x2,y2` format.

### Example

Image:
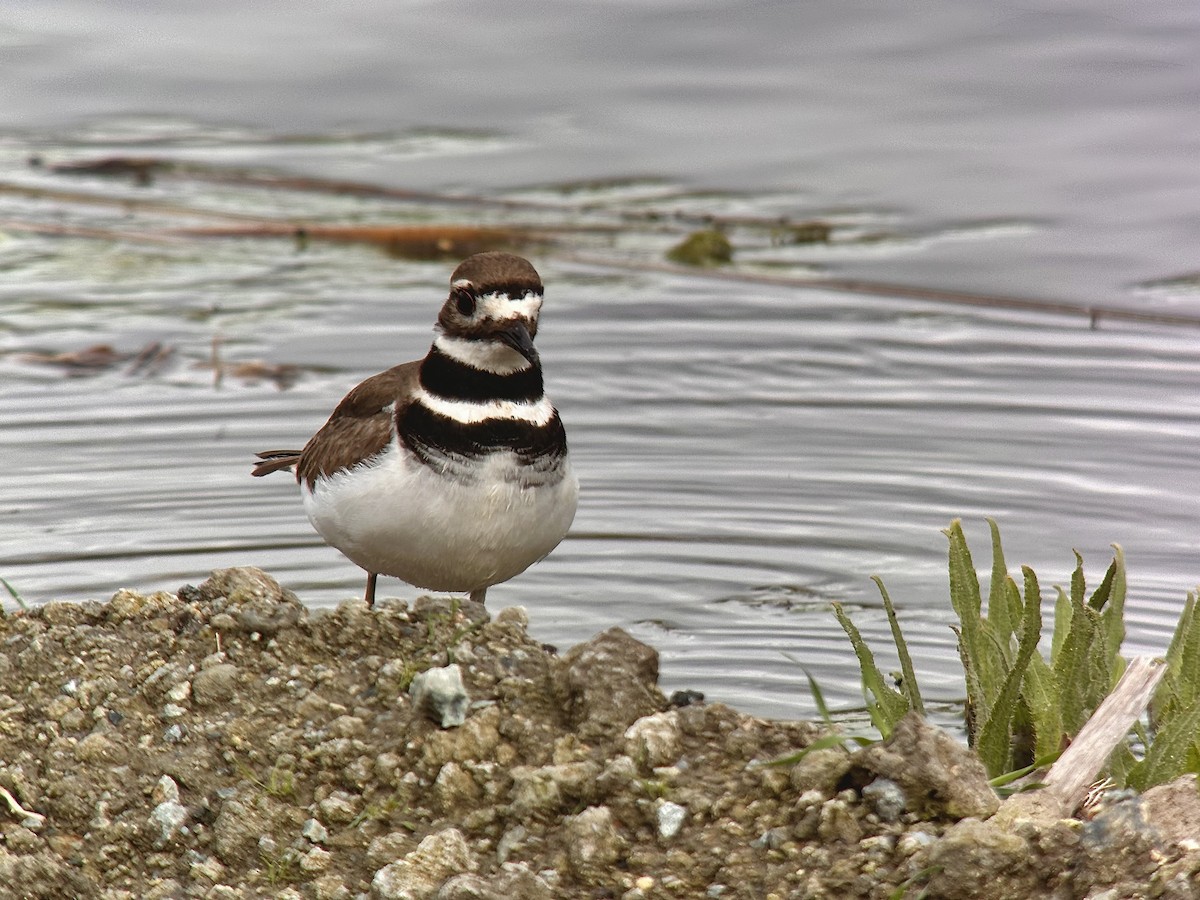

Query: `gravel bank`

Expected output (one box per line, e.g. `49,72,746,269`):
0,567,1197,899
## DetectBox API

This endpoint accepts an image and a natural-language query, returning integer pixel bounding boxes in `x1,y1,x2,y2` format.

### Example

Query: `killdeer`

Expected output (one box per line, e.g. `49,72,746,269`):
253,252,579,607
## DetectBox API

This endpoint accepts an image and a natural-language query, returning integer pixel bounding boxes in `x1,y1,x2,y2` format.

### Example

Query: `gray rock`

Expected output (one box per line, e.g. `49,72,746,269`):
862,777,906,822
927,817,1032,898
303,817,330,845
656,800,687,839
789,746,853,797
562,627,666,744
1142,773,1200,848
410,664,470,729
509,761,601,817
849,712,999,820
372,827,475,900
195,567,305,635
148,798,189,845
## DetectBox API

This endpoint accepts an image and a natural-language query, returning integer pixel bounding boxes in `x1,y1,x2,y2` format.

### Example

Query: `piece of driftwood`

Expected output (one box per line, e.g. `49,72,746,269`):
1036,656,1166,816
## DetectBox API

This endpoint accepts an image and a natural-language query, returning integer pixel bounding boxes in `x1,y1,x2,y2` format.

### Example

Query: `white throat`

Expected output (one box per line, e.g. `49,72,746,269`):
434,333,532,375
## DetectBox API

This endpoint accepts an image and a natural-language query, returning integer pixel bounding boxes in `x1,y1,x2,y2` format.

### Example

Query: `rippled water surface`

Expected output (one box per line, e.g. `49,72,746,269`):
2,1,1199,721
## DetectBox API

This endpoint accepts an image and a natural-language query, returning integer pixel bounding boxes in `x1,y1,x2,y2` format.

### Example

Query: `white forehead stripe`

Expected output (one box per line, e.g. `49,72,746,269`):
416,388,556,426
481,291,542,320
434,334,531,374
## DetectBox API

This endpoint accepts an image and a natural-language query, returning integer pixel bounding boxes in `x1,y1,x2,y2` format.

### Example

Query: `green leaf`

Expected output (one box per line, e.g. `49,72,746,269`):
945,520,1008,730
976,566,1044,776
873,576,925,717
1055,587,1103,735
1127,699,1200,791
1051,585,1072,666
802,666,835,728
985,517,1018,650
832,602,910,735
1097,548,1127,680
1022,652,1063,759
1160,591,1200,719
1070,550,1086,610
0,577,26,611
989,749,1064,788
1088,552,1117,612
769,732,873,767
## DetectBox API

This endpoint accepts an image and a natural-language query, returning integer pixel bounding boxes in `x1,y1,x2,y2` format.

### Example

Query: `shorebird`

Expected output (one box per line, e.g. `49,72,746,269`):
253,252,578,606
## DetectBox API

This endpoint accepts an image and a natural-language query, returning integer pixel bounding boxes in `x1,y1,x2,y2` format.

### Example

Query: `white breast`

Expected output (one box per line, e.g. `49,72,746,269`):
301,439,579,594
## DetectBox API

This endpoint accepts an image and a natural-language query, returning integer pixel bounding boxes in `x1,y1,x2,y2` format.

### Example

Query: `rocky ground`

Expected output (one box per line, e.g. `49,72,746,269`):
0,567,1198,899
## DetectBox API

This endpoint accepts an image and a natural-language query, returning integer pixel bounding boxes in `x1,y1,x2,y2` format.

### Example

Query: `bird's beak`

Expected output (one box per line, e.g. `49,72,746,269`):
496,320,539,365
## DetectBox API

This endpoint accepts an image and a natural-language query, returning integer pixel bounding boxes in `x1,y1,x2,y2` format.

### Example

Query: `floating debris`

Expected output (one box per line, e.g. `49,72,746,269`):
666,228,734,266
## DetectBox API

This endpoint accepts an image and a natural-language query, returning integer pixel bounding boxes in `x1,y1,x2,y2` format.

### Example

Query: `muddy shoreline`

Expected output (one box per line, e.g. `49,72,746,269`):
0,567,1196,899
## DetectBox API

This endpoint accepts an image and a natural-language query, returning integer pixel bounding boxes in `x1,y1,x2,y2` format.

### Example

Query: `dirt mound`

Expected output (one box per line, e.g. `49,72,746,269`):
0,567,1196,899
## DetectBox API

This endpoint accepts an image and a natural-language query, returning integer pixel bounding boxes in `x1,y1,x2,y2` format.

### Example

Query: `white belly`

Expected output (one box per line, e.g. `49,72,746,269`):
301,441,579,594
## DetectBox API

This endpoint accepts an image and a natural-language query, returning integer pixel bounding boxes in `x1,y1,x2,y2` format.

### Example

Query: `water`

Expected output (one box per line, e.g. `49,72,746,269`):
1,1,1199,722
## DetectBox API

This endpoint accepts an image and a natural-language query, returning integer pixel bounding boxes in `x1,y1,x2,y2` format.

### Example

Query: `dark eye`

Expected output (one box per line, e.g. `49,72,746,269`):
453,286,476,316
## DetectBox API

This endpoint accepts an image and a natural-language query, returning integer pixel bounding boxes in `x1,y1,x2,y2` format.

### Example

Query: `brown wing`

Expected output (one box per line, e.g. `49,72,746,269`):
294,361,420,489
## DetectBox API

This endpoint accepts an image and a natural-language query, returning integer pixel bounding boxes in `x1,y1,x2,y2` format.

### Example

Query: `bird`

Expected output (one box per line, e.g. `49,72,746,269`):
252,251,579,607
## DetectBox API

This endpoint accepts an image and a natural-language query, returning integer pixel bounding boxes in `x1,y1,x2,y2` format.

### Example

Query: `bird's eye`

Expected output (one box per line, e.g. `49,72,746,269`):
453,287,476,316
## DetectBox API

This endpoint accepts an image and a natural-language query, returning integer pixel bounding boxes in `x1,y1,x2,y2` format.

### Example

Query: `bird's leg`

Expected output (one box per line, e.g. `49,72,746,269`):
364,572,378,607
469,587,487,605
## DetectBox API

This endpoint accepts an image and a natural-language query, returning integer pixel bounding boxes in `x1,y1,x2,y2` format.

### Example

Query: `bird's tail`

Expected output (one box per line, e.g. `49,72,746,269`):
252,449,302,477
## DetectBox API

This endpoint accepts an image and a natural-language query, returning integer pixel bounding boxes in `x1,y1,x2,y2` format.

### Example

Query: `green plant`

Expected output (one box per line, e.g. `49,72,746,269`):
835,519,1200,789
1114,589,1200,790
1,577,28,611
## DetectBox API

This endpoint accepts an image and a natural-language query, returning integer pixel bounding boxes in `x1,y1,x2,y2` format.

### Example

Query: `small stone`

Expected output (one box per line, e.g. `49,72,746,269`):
433,761,481,812
896,829,937,857
149,798,189,844
656,800,686,839
300,847,332,873
152,775,180,805
496,825,527,864
192,663,239,707
189,854,225,883
107,588,180,621
790,747,852,797
318,791,360,825
213,799,269,864
817,798,861,844
312,876,352,900
565,806,621,883
371,827,475,900
751,827,789,850
74,732,126,765
195,567,304,635
409,664,470,729
623,710,682,770
495,606,528,628
509,761,601,817
303,818,330,845
165,681,191,703
862,777,906,823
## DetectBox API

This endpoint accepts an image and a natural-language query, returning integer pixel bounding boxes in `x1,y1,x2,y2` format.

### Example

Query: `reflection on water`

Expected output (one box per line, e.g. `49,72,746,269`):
1,1,1199,721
